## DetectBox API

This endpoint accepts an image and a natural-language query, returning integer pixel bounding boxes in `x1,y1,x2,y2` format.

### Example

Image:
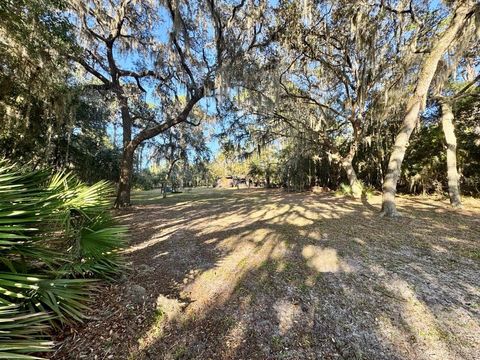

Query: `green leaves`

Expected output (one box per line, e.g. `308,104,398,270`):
0,162,127,358
0,305,53,359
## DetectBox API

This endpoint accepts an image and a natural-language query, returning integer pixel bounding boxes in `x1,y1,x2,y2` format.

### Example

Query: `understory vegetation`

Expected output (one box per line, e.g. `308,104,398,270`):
0,162,126,358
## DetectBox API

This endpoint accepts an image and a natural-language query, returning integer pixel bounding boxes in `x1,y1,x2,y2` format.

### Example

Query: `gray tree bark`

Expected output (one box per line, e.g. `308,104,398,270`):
342,155,361,196
330,146,361,197
381,2,475,216
439,99,462,207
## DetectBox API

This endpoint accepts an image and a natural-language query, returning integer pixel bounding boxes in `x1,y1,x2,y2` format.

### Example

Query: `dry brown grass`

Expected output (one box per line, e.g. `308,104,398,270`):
54,188,480,360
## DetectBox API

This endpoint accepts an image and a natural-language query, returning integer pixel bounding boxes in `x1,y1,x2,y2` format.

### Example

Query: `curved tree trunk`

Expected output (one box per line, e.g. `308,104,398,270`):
330,147,360,195
163,159,179,198
381,2,474,217
341,126,362,198
327,121,362,197
328,150,361,197
341,154,361,197
439,99,462,207
381,99,422,216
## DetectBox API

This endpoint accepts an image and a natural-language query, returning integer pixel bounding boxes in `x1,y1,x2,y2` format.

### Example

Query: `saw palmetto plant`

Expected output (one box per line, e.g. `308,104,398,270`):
0,162,127,358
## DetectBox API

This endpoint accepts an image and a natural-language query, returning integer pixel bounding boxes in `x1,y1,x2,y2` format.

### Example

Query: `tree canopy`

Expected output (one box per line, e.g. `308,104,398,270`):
1,0,479,210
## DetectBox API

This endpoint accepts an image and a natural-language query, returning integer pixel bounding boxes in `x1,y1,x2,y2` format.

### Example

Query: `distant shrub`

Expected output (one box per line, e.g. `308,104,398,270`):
335,181,374,198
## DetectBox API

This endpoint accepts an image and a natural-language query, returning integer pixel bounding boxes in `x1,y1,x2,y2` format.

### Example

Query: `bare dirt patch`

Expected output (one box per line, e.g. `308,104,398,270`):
53,189,480,360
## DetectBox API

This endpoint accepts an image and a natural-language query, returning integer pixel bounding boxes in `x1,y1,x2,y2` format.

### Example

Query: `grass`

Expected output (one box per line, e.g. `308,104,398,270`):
271,335,284,351
131,187,234,206
173,345,187,359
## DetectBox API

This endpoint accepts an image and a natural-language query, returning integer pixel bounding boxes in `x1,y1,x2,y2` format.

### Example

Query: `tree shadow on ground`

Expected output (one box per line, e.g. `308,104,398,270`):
53,189,480,360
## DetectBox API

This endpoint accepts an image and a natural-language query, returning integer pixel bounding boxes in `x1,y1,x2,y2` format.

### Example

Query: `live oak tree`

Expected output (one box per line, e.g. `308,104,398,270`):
381,0,480,216
274,0,411,197
222,0,480,208
231,0,422,197
70,0,275,207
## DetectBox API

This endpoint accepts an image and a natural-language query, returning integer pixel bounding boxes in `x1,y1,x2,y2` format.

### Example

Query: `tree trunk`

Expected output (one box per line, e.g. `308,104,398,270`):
162,182,167,198
163,159,178,198
329,150,361,197
381,99,422,216
439,99,462,207
341,155,361,195
115,95,133,208
114,87,205,206
339,128,362,198
381,2,474,217
115,144,135,207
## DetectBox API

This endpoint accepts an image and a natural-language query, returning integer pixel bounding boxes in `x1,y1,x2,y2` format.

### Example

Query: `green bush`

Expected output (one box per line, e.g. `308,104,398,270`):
133,169,162,191
335,181,374,198
0,162,127,358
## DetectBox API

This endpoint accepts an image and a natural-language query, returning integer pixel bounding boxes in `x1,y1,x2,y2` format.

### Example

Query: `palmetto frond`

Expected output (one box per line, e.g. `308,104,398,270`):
0,161,127,358
0,305,53,359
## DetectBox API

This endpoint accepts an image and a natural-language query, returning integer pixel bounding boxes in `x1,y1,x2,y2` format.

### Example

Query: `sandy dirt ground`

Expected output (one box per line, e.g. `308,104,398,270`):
53,188,480,360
